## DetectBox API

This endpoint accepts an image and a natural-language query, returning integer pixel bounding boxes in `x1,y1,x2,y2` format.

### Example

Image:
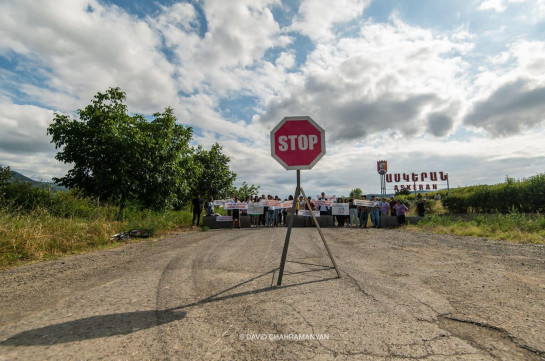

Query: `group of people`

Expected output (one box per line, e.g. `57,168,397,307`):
337,194,409,228
190,192,415,229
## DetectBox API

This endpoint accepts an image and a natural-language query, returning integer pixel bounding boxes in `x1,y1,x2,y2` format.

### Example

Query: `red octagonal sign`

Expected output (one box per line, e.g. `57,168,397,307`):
270,116,326,170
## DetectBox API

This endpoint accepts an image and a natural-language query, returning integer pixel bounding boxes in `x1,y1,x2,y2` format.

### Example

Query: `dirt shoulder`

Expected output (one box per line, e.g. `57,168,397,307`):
0,228,544,360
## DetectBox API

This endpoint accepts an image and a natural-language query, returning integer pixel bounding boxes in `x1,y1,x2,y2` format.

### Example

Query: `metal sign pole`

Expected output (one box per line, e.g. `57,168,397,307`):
276,170,300,286
300,187,341,279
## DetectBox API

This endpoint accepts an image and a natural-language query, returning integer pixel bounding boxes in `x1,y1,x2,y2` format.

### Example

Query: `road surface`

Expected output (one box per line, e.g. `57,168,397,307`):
1,228,544,360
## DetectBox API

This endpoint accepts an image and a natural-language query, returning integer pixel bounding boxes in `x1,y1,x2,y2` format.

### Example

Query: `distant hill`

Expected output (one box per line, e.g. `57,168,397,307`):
9,170,67,192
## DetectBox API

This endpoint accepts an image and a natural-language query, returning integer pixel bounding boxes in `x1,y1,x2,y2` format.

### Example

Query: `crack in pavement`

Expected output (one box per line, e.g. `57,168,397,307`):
438,315,545,361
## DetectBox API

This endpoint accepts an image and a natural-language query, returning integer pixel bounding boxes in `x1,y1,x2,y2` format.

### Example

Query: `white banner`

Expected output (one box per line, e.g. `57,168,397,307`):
259,200,281,206
314,200,333,206
353,199,375,207
301,210,320,217
332,203,349,215
216,216,233,222
224,202,248,210
247,202,264,215
213,200,227,206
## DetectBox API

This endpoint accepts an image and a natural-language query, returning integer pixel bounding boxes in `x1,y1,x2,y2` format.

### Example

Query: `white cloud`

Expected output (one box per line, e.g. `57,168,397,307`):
478,0,526,12
0,0,178,113
259,15,472,142
0,0,544,194
0,102,54,154
290,0,371,42
465,40,545,135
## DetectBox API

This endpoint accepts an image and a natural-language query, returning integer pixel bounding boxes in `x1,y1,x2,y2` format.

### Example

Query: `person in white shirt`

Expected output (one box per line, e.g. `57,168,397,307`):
318,192,330,216
370,196,382,228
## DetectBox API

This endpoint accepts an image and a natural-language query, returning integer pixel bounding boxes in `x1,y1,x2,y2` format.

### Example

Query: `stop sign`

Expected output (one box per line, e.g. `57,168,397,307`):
270,116,326,170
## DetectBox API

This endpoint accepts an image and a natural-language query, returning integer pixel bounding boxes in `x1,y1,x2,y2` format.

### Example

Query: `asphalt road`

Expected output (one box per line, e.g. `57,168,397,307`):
1,227,544,360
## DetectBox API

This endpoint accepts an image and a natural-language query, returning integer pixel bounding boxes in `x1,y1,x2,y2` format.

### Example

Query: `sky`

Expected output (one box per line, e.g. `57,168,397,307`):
1,0,545,198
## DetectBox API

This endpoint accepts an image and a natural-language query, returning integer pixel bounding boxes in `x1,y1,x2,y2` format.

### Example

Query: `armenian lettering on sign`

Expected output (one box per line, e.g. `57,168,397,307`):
386,171,449,192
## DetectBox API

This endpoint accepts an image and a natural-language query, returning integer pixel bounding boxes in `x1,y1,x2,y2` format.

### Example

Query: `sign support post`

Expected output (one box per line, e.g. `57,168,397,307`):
277,170,300,286
300,186,341,278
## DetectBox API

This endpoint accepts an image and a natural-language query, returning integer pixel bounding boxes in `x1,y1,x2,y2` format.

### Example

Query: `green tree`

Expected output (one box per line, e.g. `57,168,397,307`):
47,88,193,220
134,108,194,211
231,182,261,200
192,143,237,200
0,165,12,200
350,188,363,198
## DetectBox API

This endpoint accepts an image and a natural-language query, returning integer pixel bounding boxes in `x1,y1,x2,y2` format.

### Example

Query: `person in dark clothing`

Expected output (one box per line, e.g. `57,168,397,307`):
389,196,397,216
191,194,204,228
417,198,426,217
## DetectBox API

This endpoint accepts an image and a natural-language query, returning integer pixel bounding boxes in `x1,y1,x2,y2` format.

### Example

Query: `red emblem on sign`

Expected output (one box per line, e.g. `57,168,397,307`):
377,160,388,175
270,116,326,170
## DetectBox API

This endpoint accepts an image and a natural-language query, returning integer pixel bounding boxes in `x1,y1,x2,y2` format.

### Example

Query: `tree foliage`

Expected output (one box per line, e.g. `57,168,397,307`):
0,165,12,199
350,188,363,198
191,143,237,200
231,181,261,200
47,88,195,219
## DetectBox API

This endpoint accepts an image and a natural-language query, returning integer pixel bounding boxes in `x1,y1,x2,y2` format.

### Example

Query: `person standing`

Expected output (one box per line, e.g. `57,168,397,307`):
389,196,397,216
348,193,359,228
335,197,345,227
191,194,204,228
417,197,426,217
359,195,370,228
394,200,409,226
370,196,381,228
205,196,215,216
232,196,241,229
380,197,390,219
318,192,330,216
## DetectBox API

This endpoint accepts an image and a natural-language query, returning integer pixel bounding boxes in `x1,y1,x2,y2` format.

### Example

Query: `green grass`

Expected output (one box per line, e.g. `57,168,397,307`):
0,207,193,269
409,213,545,244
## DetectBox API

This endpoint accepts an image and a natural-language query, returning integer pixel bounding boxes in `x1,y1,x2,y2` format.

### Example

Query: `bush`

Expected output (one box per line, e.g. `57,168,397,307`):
442,173,545,214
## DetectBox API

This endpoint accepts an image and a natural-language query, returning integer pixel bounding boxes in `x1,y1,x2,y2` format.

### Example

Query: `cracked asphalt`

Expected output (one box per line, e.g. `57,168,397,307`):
0,227,544,360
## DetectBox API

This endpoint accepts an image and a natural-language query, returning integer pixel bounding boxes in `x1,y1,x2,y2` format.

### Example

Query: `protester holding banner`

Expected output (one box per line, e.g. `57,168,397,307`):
370,196,381,228
359,195,370,228
348,193,359,228
266,195,275,227
274,195,281,226
250,196,260,227
318,192,330,216
298,196,305,215
305,196,315,227
335,197,346,227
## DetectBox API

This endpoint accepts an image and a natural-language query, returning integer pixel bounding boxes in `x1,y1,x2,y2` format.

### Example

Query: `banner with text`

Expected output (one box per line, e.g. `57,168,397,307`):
332,203,349,216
